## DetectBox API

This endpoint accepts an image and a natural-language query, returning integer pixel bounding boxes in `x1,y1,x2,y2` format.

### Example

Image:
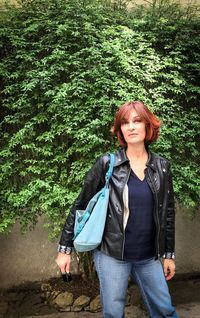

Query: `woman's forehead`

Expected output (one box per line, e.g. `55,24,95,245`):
122,108,141,120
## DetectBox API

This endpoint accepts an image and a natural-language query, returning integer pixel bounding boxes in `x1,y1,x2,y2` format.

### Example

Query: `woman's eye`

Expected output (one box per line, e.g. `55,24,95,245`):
122,120,129,125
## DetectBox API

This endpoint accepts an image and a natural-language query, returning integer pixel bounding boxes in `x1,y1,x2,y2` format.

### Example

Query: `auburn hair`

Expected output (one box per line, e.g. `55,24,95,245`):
111,101,161,147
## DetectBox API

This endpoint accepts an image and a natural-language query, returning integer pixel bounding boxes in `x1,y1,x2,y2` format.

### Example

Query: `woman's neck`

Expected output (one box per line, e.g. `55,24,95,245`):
126,144,148,160
126,144,148,181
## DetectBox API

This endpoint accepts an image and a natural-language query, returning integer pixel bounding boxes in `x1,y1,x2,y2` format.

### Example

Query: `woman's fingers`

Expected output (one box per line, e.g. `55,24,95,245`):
56,252,71,274
163,259,176,281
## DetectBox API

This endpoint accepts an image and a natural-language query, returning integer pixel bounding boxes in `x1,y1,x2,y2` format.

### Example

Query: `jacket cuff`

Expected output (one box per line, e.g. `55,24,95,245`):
162,252,175,260
57,244,73,254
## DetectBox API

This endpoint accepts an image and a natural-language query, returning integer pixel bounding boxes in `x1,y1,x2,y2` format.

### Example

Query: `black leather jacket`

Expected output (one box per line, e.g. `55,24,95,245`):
59,148,175,260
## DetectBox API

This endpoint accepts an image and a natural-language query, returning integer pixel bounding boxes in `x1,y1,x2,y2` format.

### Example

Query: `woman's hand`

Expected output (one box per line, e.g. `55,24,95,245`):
56,252,71,274
163,259,176,281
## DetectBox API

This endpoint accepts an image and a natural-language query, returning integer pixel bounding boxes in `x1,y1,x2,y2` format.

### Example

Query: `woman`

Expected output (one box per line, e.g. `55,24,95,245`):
56,101,179,318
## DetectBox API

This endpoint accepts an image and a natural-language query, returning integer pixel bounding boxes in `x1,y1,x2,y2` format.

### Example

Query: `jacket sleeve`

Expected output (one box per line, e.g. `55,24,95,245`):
163,162,176,259
58,154,109,249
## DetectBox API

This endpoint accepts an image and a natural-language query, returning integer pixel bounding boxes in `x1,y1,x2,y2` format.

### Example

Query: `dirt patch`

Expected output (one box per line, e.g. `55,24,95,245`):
48,274,100,299
0,274,100,317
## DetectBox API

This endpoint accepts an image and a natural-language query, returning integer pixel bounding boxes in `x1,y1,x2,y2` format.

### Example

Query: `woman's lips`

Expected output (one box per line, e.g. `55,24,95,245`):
128,133,138,137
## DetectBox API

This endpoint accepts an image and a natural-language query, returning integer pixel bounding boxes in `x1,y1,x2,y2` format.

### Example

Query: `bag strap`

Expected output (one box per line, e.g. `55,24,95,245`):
105,153,115,186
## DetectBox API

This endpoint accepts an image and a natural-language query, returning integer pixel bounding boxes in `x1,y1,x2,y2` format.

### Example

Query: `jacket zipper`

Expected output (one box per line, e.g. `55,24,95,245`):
147,169,160,259
121,167,131,260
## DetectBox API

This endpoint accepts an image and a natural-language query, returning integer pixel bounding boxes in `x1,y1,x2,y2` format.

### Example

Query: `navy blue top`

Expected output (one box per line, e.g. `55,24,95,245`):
123,170,156,261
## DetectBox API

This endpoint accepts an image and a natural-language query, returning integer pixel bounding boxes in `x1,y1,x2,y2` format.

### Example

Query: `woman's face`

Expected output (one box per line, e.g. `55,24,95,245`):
120,109,146,147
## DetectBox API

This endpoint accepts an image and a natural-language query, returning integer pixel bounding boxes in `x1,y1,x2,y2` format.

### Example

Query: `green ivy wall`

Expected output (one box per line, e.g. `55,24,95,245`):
0,0,199,239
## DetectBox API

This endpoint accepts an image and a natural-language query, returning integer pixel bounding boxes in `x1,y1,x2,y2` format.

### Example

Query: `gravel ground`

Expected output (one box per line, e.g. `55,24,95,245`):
1,274,200,318
17,302,200,318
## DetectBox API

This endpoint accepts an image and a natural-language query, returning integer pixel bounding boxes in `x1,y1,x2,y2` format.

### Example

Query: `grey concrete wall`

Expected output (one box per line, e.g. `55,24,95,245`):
0,217,78,289
175,208,200,273
0,209,200,288
0,219,56,288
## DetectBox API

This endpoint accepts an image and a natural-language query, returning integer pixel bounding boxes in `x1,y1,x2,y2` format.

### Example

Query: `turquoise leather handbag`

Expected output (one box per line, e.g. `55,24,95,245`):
73,153,115,252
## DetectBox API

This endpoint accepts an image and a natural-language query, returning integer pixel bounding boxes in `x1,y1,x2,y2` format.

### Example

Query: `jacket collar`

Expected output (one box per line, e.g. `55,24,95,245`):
114,147,157,172
114,148,129,166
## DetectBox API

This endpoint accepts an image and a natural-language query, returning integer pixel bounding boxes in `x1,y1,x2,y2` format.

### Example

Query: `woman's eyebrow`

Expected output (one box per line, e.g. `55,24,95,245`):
123,115,141,121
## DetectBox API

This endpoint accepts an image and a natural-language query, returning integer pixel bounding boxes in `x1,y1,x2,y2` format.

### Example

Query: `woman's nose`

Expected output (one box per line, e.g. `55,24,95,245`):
128,121,135,130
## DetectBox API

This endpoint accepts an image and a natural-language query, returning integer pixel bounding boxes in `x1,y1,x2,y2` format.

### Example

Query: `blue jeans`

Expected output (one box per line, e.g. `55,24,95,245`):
93,250,179,318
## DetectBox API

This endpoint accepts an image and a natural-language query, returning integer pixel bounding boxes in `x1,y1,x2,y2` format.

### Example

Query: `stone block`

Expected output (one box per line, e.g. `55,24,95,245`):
72,295,90,311
53,291,73,310
89,294,102,312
